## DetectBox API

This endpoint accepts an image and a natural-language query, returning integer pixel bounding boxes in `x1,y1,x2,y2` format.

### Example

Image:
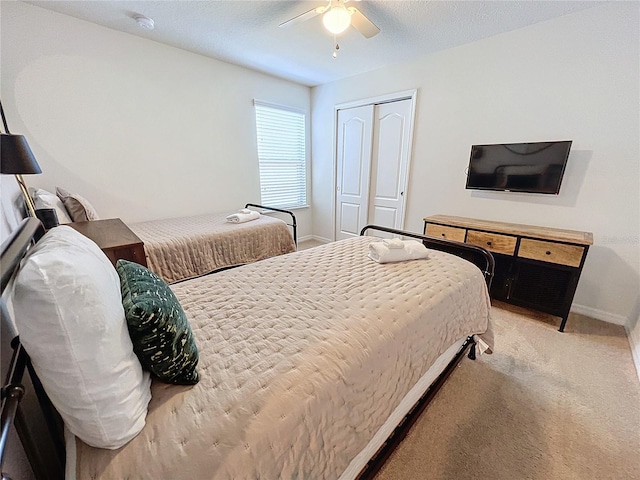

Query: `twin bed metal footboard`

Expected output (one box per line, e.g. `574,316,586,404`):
245,203,298,246
360,224,495,289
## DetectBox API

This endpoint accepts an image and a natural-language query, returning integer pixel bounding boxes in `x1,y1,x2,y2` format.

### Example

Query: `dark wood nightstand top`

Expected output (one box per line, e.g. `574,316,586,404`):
68,218,143,249
68,218,148,267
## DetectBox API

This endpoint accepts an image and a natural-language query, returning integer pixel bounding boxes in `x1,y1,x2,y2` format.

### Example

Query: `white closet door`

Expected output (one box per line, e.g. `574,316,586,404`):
368,99,413,233
335,105,374,240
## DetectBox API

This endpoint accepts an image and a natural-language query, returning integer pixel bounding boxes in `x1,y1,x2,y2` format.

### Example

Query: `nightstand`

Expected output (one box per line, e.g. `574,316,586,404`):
68,218,148,267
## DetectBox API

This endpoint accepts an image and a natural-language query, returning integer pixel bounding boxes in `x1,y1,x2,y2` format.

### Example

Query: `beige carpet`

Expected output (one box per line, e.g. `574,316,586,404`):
374,302,640,480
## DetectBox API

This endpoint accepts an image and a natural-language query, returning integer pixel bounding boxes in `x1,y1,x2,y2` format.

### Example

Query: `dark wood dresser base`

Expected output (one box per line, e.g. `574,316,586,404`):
423,215,593,332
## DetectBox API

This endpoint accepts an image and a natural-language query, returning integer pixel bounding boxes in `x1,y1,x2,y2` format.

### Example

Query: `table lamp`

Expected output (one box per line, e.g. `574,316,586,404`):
0,100,42,217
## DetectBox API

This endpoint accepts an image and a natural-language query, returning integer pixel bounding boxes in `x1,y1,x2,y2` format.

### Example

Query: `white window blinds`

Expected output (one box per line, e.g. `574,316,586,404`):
254,101,307,208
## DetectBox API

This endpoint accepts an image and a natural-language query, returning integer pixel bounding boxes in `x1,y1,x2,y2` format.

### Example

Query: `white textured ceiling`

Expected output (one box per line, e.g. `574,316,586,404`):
26,0,599,87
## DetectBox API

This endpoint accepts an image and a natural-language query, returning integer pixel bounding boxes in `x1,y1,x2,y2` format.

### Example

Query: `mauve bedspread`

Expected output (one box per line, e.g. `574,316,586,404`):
129,213,296,283
73,236,492,480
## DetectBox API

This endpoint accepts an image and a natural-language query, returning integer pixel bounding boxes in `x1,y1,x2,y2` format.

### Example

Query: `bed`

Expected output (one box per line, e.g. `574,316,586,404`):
30,185,298,284
0,219,494,480
128,204,298,284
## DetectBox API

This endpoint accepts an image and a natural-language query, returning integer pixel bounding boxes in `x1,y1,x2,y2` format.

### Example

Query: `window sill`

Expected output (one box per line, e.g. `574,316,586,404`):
286,204,310,211
263,205,310,212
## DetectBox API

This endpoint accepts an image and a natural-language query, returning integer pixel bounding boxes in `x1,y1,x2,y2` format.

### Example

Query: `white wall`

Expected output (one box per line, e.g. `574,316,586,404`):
628,313,640,383
312,3,640,334
1,2,312,236
0,177,25,239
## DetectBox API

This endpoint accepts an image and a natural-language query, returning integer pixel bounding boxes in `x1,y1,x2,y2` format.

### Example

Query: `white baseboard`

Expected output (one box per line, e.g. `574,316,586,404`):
298,235,332,244
625,323,640,384
572,304,639,383
570,304,627,326
314,235,333,243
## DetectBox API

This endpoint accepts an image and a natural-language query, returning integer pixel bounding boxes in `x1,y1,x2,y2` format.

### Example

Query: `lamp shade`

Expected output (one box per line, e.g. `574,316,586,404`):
1,134,42,174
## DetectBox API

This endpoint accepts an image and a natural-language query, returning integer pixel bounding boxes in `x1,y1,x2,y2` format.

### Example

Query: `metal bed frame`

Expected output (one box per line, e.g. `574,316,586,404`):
0,219,493,480
1,219,64,480
245,203,297,246
360,224,494,288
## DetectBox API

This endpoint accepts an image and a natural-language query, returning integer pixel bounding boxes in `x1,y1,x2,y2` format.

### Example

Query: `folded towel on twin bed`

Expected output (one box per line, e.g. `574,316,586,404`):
226,210,260,223
383,238,405,249
368,239,429,264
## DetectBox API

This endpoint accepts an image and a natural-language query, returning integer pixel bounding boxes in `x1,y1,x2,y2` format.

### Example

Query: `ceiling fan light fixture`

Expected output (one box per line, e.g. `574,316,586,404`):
322,5,351,35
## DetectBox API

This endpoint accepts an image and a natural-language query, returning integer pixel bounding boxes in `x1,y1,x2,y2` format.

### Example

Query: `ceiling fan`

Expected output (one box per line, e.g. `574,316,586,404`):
280,0,380,39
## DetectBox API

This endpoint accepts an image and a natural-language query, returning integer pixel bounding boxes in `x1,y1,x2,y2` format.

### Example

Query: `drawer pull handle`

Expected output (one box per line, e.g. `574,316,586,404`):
546,251,552,255
441,233,446,237
486,241,492,246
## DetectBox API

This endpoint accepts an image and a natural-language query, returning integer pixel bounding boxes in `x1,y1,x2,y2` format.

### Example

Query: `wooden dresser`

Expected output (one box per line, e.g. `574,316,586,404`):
423,215,593,332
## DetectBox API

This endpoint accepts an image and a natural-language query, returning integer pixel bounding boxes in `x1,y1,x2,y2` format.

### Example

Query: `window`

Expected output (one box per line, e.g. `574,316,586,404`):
254,101,307,209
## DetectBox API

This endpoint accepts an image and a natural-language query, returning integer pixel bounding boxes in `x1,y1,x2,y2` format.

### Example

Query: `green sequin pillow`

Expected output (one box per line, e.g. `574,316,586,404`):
116,260,199,385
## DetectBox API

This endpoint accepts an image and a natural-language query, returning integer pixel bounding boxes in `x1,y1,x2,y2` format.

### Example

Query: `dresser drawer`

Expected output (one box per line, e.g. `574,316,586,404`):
425,223,466,242
466,230,517,256
518,239,584,267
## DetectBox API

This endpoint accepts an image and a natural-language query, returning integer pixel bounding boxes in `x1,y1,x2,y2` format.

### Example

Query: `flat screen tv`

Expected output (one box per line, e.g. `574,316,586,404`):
465,141,572,194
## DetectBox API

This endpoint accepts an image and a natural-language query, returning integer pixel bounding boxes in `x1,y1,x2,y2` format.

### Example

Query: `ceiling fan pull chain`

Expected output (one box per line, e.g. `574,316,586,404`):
332,33,340,58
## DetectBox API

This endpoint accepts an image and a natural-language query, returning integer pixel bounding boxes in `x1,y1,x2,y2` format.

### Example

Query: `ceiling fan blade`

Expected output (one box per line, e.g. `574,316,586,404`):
279,6,325,28
349,7,380,38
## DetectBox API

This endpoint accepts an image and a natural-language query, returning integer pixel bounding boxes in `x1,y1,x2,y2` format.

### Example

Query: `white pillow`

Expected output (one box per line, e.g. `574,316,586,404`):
29,187,73,224
11,226,151,449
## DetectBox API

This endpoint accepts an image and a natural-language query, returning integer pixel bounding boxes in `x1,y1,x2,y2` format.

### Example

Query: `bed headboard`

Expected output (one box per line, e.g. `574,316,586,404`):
0,218,65,480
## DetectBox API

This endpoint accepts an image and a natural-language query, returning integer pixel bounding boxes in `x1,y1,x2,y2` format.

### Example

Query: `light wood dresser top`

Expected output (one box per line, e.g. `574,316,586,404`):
423,215,593,246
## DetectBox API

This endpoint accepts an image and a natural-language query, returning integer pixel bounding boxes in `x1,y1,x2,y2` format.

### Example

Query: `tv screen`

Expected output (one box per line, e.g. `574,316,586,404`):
465,141,572,194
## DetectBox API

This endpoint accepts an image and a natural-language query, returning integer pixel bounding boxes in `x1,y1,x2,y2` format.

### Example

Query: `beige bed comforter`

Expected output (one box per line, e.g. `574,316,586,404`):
129,212,296,283
74,236,492,480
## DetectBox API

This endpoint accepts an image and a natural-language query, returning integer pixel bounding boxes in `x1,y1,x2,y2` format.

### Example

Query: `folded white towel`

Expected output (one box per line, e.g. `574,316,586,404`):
368,240,429,264
383,238,405,249
226,211,260,223
238,208,252,214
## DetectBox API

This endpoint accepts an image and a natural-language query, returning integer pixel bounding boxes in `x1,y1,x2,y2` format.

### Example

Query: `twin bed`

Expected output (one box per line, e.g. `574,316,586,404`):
31,185,298,283
0,219,494,480
128,204,297,283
